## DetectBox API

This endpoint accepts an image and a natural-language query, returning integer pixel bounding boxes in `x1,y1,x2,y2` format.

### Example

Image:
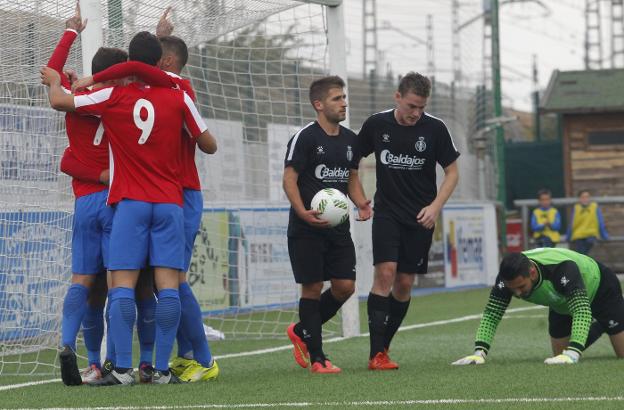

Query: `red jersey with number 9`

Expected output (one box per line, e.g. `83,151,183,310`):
74,83,207,206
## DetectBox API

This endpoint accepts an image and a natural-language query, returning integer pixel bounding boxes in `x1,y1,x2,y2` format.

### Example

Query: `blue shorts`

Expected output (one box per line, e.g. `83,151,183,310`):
183,189,203,272
108,199,184,270
72,189,114,274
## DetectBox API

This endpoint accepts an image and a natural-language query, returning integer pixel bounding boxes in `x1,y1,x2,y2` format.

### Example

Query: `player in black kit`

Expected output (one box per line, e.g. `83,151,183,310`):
359,72,460,370
283,76,372,374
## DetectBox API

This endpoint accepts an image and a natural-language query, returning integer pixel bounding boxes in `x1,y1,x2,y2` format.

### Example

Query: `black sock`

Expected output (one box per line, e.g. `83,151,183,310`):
298,298,324,363
585,321,604,349
320,289,345,324
368,293,390,359
294,291,345,338
384,294,410,351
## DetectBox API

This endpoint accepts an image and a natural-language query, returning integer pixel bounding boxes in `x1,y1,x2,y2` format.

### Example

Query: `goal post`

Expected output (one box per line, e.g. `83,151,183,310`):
78,0,103,76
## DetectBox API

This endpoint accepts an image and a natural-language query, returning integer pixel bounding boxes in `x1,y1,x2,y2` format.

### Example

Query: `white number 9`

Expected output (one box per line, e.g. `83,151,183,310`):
133,99,155,144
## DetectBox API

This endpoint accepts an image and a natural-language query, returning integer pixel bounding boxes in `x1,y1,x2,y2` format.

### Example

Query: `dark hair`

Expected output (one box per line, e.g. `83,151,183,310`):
159,35,188,68
498,253,531,281
578,189,590,197
91,47,128,75
309,76,345,106
128,31,162,66
398,72,431,97
537,189,551,198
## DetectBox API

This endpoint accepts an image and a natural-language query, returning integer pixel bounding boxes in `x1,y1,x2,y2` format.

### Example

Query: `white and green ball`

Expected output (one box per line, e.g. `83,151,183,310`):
310,188,350,227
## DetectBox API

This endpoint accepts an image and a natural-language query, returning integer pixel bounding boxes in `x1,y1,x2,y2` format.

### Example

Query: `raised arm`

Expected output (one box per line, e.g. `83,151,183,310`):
47,2,87,90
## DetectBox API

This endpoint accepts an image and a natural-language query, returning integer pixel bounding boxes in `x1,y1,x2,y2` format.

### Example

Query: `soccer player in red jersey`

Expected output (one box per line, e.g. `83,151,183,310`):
73,31,219,383
41,31,217,385
46,4,127,386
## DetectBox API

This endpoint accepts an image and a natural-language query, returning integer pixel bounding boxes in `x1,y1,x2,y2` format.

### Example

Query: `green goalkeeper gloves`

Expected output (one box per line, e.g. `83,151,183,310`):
451,349,486,365
544,349,580,365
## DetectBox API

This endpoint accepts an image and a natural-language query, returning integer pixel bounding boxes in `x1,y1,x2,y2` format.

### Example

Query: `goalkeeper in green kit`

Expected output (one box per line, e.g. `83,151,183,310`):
453,248,624,365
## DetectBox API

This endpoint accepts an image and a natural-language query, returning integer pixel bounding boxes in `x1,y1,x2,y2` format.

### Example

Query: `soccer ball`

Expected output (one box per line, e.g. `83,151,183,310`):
310,188,350,227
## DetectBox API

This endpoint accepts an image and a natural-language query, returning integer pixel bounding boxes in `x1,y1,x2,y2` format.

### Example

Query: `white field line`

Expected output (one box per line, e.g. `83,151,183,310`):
0,378,61,392
1,305,545,392
10,396,624,409
215,305,546,360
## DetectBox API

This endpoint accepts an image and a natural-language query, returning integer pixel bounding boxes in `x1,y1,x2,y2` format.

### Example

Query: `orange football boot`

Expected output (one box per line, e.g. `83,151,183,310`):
310,359,341,374
286,323,310,368
368,351,399,370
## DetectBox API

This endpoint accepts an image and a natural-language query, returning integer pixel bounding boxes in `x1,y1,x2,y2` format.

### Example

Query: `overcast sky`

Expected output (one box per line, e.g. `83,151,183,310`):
339,0,591,111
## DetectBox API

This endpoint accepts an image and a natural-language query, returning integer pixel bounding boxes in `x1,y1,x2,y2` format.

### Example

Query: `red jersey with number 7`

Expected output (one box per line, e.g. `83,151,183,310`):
47,29,109,198
74,83,207,206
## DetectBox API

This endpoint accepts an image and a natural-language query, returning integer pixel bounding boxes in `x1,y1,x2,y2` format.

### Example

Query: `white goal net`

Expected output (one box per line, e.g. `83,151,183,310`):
0,0,344,376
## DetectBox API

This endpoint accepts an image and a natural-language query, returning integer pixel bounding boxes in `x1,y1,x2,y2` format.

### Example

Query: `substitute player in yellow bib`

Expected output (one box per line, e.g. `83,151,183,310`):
530,189,561,248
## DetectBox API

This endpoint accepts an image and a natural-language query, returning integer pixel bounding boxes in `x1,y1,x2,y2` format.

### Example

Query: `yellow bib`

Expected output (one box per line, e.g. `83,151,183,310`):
532,207,560,243
571,202,599,241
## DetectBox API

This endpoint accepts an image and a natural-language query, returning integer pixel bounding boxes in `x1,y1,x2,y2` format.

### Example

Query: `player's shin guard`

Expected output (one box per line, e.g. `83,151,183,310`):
319,289,345,324
154,288,181,371
109,287,136,369
384,294,410,351
62,283,89,350
136,295,157,366
105,290,116,364
299,298,323,363
82,305,104,368
179,282,213,367
367,293,390,359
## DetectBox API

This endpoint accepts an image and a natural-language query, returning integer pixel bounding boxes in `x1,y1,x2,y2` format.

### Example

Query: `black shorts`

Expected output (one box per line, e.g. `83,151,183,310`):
372,214,433,274
287,233,356,284
548,263,624,338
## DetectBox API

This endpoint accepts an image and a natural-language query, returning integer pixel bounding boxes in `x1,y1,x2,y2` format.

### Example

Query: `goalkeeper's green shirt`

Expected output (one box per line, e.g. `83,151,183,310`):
475,248,599,355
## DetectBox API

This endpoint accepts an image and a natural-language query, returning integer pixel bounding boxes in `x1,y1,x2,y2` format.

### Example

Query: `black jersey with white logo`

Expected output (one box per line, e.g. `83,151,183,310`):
359,109,459,227
284,121,360,236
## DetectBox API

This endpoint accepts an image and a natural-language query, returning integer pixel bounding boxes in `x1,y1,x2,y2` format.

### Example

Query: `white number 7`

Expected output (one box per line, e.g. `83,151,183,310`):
133,99,155,144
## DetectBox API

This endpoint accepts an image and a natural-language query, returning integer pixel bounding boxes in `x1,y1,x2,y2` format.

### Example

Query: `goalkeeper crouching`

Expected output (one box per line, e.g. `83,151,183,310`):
453,248,624,365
